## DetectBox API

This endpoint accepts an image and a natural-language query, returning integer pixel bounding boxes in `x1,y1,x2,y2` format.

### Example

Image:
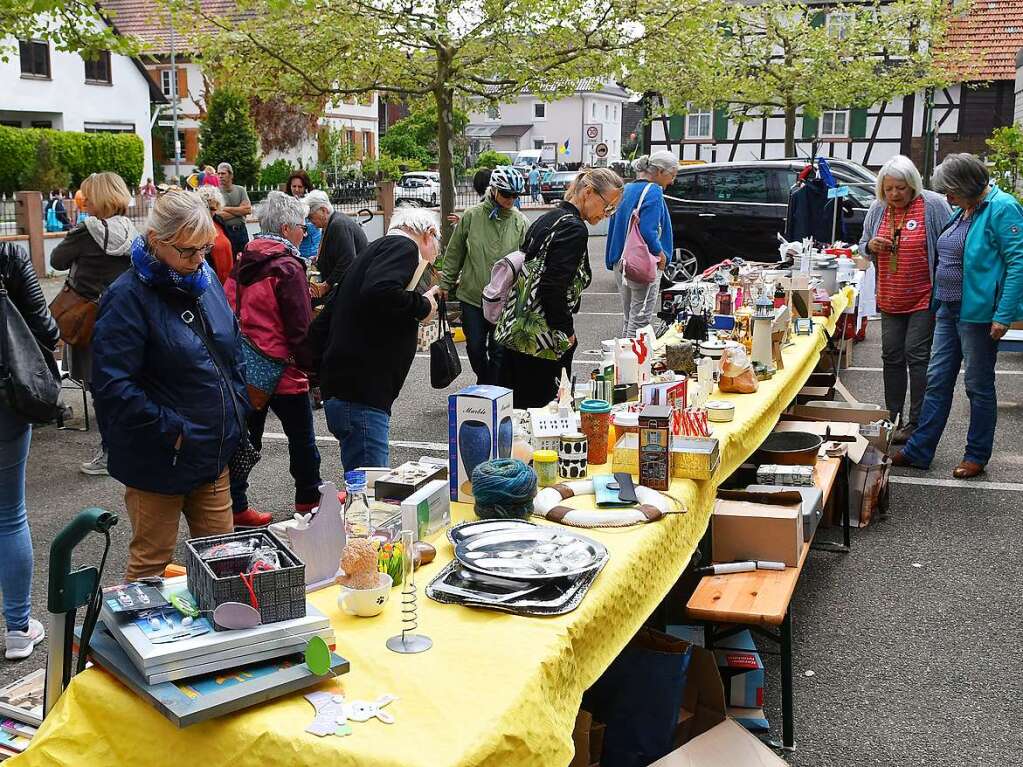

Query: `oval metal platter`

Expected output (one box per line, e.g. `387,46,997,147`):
454,527,608,581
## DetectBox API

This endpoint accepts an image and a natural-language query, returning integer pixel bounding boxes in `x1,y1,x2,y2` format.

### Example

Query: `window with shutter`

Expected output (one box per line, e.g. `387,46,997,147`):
84,51,112,84
19,40,50,78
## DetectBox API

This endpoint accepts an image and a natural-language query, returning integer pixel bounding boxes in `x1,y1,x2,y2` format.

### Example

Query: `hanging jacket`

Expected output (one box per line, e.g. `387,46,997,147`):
785,178,845,244
224,236,314,395
92,267,249,495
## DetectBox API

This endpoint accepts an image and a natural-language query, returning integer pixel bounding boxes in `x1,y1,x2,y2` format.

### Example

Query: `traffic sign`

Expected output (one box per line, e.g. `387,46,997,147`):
594,142,609,158
584,124,602,144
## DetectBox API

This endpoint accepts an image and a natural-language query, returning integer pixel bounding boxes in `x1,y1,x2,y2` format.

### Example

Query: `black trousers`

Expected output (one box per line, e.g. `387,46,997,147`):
498,345,575,409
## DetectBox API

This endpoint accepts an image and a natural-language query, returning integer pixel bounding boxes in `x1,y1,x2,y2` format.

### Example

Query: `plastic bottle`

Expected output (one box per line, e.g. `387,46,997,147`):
617,344,638,386
343,470,372,538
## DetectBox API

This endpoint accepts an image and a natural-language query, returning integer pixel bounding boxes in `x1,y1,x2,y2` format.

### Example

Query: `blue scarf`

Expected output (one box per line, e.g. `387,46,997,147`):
130,236,212,297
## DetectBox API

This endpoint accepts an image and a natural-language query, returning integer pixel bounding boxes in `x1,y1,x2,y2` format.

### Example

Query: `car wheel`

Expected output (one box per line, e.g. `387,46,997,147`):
430,193,437,206
396,198,420,208
542,195,552,204
664,246,701,283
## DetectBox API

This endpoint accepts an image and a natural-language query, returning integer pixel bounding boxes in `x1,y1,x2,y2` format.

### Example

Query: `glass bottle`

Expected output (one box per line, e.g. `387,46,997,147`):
343,470,372,538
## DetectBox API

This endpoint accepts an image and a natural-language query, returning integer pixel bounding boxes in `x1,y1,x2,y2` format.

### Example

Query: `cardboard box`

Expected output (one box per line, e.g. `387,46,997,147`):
448,385,514,502
375,461,447,504
743,485,823,542
712,497,802,567
400,479,450,541
790,402,890,426
648,644,789,767
713,630,764,710
612,434,719,481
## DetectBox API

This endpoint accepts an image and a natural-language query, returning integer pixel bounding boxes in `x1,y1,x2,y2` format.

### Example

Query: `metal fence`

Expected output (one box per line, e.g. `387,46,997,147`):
0,195,18,236
249,181,379,214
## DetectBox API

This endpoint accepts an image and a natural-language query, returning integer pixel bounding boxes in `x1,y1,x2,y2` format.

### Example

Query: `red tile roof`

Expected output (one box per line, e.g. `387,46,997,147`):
943,0,1023,80
100,0,240,54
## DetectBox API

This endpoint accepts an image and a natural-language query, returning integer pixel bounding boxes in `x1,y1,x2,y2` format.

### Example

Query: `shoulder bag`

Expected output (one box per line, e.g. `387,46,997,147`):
48,263,99,347
430,298,461,389
621,183,659,285
0,265,61,423
234,280,289,411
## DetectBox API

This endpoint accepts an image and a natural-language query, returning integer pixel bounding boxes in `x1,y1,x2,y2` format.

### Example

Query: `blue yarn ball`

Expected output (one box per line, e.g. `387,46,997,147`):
471,459,538,520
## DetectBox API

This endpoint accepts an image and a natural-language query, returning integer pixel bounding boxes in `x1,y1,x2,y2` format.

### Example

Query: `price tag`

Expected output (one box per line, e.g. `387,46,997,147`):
827,185,850,199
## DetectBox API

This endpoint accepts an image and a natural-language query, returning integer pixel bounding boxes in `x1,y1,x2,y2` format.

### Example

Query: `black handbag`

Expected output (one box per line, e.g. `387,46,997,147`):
0,271,60,424
430,298,461,389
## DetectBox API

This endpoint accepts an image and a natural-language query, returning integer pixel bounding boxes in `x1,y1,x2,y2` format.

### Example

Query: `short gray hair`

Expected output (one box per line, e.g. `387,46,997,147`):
305,189,333,216
875,155,923,201
145,190,215,244
216,162,234,175
196,185,225,212
257,190,307,234
632,151,679,176
931,153,990,201
388,207,439,236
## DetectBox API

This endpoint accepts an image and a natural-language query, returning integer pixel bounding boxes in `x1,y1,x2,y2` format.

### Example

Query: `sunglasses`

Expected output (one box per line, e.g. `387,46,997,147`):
497,190,522,199
165,241,213,261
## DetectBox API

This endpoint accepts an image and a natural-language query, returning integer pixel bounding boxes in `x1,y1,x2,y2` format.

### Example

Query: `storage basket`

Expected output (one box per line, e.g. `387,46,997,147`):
185,529,306,630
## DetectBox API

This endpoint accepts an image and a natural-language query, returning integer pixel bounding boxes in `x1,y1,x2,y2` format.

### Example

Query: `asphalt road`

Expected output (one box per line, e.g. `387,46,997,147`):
4,237,1021,765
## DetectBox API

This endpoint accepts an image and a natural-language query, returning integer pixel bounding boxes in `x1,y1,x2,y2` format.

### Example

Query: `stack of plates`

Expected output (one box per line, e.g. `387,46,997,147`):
426,520,608,616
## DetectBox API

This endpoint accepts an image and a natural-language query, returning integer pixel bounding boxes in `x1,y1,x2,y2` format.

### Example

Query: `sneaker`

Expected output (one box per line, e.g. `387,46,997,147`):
79,448,108,476
5,618,45,660
234,508,272,528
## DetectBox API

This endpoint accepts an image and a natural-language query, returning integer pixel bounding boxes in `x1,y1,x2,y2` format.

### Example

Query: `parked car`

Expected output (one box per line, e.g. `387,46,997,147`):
539,170,578,204
394,173,440,207
660,159,876,283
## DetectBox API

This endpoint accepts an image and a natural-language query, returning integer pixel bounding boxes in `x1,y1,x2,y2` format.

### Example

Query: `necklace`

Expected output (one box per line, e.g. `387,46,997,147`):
888,204,911,274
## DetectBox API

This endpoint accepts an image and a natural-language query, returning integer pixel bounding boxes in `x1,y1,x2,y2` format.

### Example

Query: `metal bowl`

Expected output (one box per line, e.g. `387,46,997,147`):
755,431,823,466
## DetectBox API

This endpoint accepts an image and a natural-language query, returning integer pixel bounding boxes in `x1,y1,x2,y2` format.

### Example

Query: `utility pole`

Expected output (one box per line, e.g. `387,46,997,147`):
922,86,935,187
169,20,181,180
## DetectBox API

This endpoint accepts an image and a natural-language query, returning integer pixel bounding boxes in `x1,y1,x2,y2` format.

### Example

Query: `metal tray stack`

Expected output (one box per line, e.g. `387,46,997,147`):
426,520,608,616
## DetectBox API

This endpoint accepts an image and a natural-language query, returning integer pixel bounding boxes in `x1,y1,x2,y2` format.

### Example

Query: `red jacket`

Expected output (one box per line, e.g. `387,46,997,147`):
210,220,234,284
225,236,313,395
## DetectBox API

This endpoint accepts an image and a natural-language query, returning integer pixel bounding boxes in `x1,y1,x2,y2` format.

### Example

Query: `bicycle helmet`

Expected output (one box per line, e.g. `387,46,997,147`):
489,166,526,195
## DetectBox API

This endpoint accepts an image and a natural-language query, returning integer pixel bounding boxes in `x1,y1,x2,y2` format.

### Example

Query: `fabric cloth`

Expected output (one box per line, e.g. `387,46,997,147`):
786,177,843,243
19,295,851,767
948,185,1023,325
874,195,931,314
50,217,137,381
319,235,431,415
460,301,502,385
208,218,235,284
316,211,368,288
299,218,322,262
0,407,32,633
92,254,249,496
902,300,1000,468
219,184,250,227
130,236,212,298
230,393,321,512
858,190,952,284
123,469,233,581
499,344,575,409
934,211,971,303
225,236,314,395
615,260,662,338
604,181,673,272
440,196,528,308
880,309,934,428
323,398,390,470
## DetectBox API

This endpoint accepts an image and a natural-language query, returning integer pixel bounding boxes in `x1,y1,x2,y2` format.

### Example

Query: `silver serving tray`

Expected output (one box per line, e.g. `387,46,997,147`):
447,518,537,547
454,528,607,581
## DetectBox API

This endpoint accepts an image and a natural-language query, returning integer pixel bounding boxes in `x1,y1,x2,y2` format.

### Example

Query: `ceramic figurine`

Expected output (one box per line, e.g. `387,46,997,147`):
269,481,346,592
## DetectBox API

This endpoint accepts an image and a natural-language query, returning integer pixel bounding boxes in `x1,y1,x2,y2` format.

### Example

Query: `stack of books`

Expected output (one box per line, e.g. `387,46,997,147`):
0,669,43,760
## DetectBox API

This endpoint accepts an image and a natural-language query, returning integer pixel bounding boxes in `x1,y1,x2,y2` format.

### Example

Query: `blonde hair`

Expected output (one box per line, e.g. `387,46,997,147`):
566,167,624,200
80,172,132,219
144,190,215,245
196,185,225,212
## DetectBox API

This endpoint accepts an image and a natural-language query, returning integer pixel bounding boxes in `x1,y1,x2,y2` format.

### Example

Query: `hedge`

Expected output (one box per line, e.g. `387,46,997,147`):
0,125,144,194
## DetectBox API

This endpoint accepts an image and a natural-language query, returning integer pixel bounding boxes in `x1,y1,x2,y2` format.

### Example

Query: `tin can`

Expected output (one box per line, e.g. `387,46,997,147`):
533,450,559,487
558,433,589,479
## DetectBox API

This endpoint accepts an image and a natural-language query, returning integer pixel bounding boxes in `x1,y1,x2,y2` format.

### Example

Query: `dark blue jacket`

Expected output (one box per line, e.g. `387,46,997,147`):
92,268,249,495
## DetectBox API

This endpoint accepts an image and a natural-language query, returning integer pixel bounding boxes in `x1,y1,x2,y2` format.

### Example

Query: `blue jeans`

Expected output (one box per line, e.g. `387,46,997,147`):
461,302,502,385
323,399,390,471
231,392,322,512
0,406,32,632
903,301,999,467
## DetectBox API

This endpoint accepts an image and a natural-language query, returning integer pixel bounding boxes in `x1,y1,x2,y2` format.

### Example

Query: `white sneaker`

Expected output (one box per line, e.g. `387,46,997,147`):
79,448,108,476
5,618,45,660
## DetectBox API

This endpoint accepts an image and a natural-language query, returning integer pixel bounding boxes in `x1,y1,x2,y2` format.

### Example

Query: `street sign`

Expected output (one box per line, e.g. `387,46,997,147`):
584,124,602,144
827,185,850,199
594,142,609,158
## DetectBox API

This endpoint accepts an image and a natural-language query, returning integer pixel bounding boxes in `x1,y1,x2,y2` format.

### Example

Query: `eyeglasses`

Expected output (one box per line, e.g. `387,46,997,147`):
596,190,618,216
164,241,213,261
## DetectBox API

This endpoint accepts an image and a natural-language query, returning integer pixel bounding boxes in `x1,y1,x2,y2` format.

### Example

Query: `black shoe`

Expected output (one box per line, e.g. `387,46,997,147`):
891,425,915,445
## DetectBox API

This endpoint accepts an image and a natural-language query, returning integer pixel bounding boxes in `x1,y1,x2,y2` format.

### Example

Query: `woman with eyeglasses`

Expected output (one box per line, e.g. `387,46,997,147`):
91,191,248,579
496,167,624,408
439,166,528,384
224,191,321,527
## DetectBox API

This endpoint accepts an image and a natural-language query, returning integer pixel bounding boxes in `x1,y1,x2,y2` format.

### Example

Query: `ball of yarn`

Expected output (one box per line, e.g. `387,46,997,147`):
471,458,537,520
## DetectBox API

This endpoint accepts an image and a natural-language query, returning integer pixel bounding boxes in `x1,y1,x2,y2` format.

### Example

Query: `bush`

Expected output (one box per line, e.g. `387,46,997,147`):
0,125,144,194
258,159,294,188
474,149,512,169
196,88,260,187
361,154,425,181
986,125,1023,203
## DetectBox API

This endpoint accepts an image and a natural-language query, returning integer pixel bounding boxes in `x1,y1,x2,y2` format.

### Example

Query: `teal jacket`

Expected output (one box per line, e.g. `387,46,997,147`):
941,185,1023,325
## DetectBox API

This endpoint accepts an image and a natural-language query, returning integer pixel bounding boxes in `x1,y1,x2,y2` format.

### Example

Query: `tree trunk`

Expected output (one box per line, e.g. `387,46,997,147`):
436,84,456,247
784,102,797,157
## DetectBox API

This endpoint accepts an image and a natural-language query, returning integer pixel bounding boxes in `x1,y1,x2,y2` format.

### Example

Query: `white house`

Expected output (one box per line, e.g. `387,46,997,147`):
0,32,161,182
466,80,630,166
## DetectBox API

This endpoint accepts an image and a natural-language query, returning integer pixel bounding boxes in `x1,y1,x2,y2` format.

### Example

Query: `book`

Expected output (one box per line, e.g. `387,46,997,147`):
0,720,36,739
0,669,44,727
0,731,30,753
83,623,350,727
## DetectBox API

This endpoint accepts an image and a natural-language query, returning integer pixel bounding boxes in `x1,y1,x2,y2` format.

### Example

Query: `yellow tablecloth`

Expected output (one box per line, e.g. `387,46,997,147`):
14,289,851,767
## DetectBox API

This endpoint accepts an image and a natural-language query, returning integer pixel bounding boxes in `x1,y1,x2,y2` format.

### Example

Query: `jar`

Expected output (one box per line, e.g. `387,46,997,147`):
533,450,559,487
612,410,639,445
558,433,588,479
579,399,612,465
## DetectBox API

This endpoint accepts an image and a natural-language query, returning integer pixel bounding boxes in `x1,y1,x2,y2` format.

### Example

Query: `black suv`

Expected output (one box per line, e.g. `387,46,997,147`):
661,159,876,281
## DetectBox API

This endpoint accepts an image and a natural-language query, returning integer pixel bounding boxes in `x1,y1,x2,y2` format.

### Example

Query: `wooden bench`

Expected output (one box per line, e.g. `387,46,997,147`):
686,457,842,751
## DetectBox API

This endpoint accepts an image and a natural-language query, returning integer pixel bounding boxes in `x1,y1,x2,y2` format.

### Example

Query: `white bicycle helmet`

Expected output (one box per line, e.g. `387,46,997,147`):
489,166,526,195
